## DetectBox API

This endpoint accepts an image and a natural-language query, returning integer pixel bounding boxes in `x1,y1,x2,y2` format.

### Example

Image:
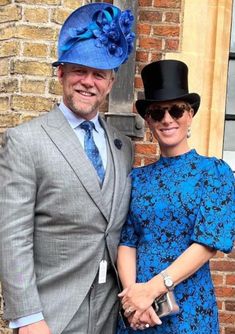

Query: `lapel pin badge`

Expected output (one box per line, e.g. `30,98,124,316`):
114,139,122,150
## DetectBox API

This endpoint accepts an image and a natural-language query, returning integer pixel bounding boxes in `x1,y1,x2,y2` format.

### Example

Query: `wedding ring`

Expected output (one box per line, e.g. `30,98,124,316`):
126,307,134,315
145,323,150,328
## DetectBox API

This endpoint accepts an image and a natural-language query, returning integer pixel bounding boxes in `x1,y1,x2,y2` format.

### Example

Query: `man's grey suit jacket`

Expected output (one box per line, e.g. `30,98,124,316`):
0,106,133,333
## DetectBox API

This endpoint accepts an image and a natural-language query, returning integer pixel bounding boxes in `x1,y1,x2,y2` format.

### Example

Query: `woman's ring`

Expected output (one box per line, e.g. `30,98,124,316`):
126,307,134,315
145,323,150,328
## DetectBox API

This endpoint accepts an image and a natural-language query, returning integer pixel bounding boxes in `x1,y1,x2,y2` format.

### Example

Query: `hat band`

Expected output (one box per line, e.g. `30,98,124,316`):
145,88,189,101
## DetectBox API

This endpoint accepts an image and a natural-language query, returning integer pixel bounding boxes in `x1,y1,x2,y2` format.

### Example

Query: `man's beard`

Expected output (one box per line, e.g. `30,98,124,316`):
66,94,100,117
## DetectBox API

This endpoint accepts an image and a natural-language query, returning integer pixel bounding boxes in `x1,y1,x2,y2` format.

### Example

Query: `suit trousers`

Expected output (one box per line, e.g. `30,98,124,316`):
62,270,119,334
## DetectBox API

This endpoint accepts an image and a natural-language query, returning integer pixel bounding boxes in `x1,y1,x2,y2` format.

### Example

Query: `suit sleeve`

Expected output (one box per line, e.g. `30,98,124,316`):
0,128,43,320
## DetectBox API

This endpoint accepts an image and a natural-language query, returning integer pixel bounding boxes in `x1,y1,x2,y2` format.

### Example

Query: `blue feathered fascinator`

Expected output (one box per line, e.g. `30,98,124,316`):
53,2,136,71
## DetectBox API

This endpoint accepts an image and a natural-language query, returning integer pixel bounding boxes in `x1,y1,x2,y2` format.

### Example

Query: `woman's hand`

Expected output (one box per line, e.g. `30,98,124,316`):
118,282,162,327
118,282,155,312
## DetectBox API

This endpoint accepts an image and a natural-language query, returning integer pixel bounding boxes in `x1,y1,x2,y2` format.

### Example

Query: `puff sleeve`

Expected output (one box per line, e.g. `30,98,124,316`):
191,158,235,253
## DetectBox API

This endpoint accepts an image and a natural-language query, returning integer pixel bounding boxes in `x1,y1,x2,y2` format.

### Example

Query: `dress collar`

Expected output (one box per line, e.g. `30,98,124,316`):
158,149,197,166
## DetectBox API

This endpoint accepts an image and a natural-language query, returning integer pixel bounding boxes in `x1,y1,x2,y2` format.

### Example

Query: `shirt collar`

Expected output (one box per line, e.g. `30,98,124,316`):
59,101,102,132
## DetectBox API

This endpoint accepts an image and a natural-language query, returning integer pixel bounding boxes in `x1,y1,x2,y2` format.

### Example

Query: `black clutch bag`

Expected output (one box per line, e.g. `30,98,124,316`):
152,291,179,318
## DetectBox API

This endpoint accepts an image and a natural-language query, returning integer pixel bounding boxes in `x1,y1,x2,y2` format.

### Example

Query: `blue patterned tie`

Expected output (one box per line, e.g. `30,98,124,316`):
80,121,105,183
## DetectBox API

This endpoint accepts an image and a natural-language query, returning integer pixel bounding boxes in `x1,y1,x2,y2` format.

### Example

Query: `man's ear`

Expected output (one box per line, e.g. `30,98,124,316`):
106,73,115,95
57,65,64,83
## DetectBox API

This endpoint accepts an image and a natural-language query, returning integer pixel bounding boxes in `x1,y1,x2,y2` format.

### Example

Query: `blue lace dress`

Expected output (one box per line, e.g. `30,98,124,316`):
117,150,235,334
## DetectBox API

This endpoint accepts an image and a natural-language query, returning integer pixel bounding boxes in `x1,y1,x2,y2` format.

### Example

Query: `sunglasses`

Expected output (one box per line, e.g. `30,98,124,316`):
146,104,188,122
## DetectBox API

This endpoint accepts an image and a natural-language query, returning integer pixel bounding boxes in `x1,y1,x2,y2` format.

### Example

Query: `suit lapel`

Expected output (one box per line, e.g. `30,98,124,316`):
100,118,127,230
41,106,109,221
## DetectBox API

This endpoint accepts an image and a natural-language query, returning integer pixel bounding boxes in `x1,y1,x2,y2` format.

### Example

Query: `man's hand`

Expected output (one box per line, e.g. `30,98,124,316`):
19,320,51,334
127,306,161,330
131,306,161,329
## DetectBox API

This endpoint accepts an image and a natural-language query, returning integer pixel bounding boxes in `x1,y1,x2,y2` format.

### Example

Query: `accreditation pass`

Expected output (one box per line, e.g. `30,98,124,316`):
98,260,107,284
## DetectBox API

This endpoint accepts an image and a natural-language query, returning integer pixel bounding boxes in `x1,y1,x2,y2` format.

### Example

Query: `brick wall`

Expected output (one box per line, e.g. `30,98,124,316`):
0,0,84,139
0,1,234,333
133,0,181,166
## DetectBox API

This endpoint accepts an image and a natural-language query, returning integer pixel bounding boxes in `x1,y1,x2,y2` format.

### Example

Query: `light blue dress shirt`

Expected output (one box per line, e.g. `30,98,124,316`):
59,102,107,169
9,102,107,329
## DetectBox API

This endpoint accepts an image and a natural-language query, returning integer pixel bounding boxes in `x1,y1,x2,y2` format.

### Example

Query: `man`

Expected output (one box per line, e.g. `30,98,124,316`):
0,3,135,334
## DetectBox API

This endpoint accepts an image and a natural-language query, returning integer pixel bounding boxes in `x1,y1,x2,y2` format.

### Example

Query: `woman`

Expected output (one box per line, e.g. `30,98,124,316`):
117,60,235,333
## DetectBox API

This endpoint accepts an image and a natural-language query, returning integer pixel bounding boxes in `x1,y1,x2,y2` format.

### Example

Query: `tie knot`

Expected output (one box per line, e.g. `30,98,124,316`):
80,121,95,133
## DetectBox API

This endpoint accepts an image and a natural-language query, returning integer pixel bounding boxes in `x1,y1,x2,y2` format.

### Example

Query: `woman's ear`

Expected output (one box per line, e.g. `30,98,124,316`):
187,108,194,126
145,115,152,130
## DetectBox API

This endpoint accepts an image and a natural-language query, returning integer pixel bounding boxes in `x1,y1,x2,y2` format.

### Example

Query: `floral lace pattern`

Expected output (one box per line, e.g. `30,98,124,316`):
117,150,235,334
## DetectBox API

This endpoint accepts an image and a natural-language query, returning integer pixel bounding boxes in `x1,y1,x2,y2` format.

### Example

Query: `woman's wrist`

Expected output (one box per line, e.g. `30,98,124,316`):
121,280,136,289
147,274,168,299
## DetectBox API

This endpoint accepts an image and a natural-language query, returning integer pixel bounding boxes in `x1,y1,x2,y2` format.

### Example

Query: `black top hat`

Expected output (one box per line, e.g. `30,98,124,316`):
136,60,201,119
